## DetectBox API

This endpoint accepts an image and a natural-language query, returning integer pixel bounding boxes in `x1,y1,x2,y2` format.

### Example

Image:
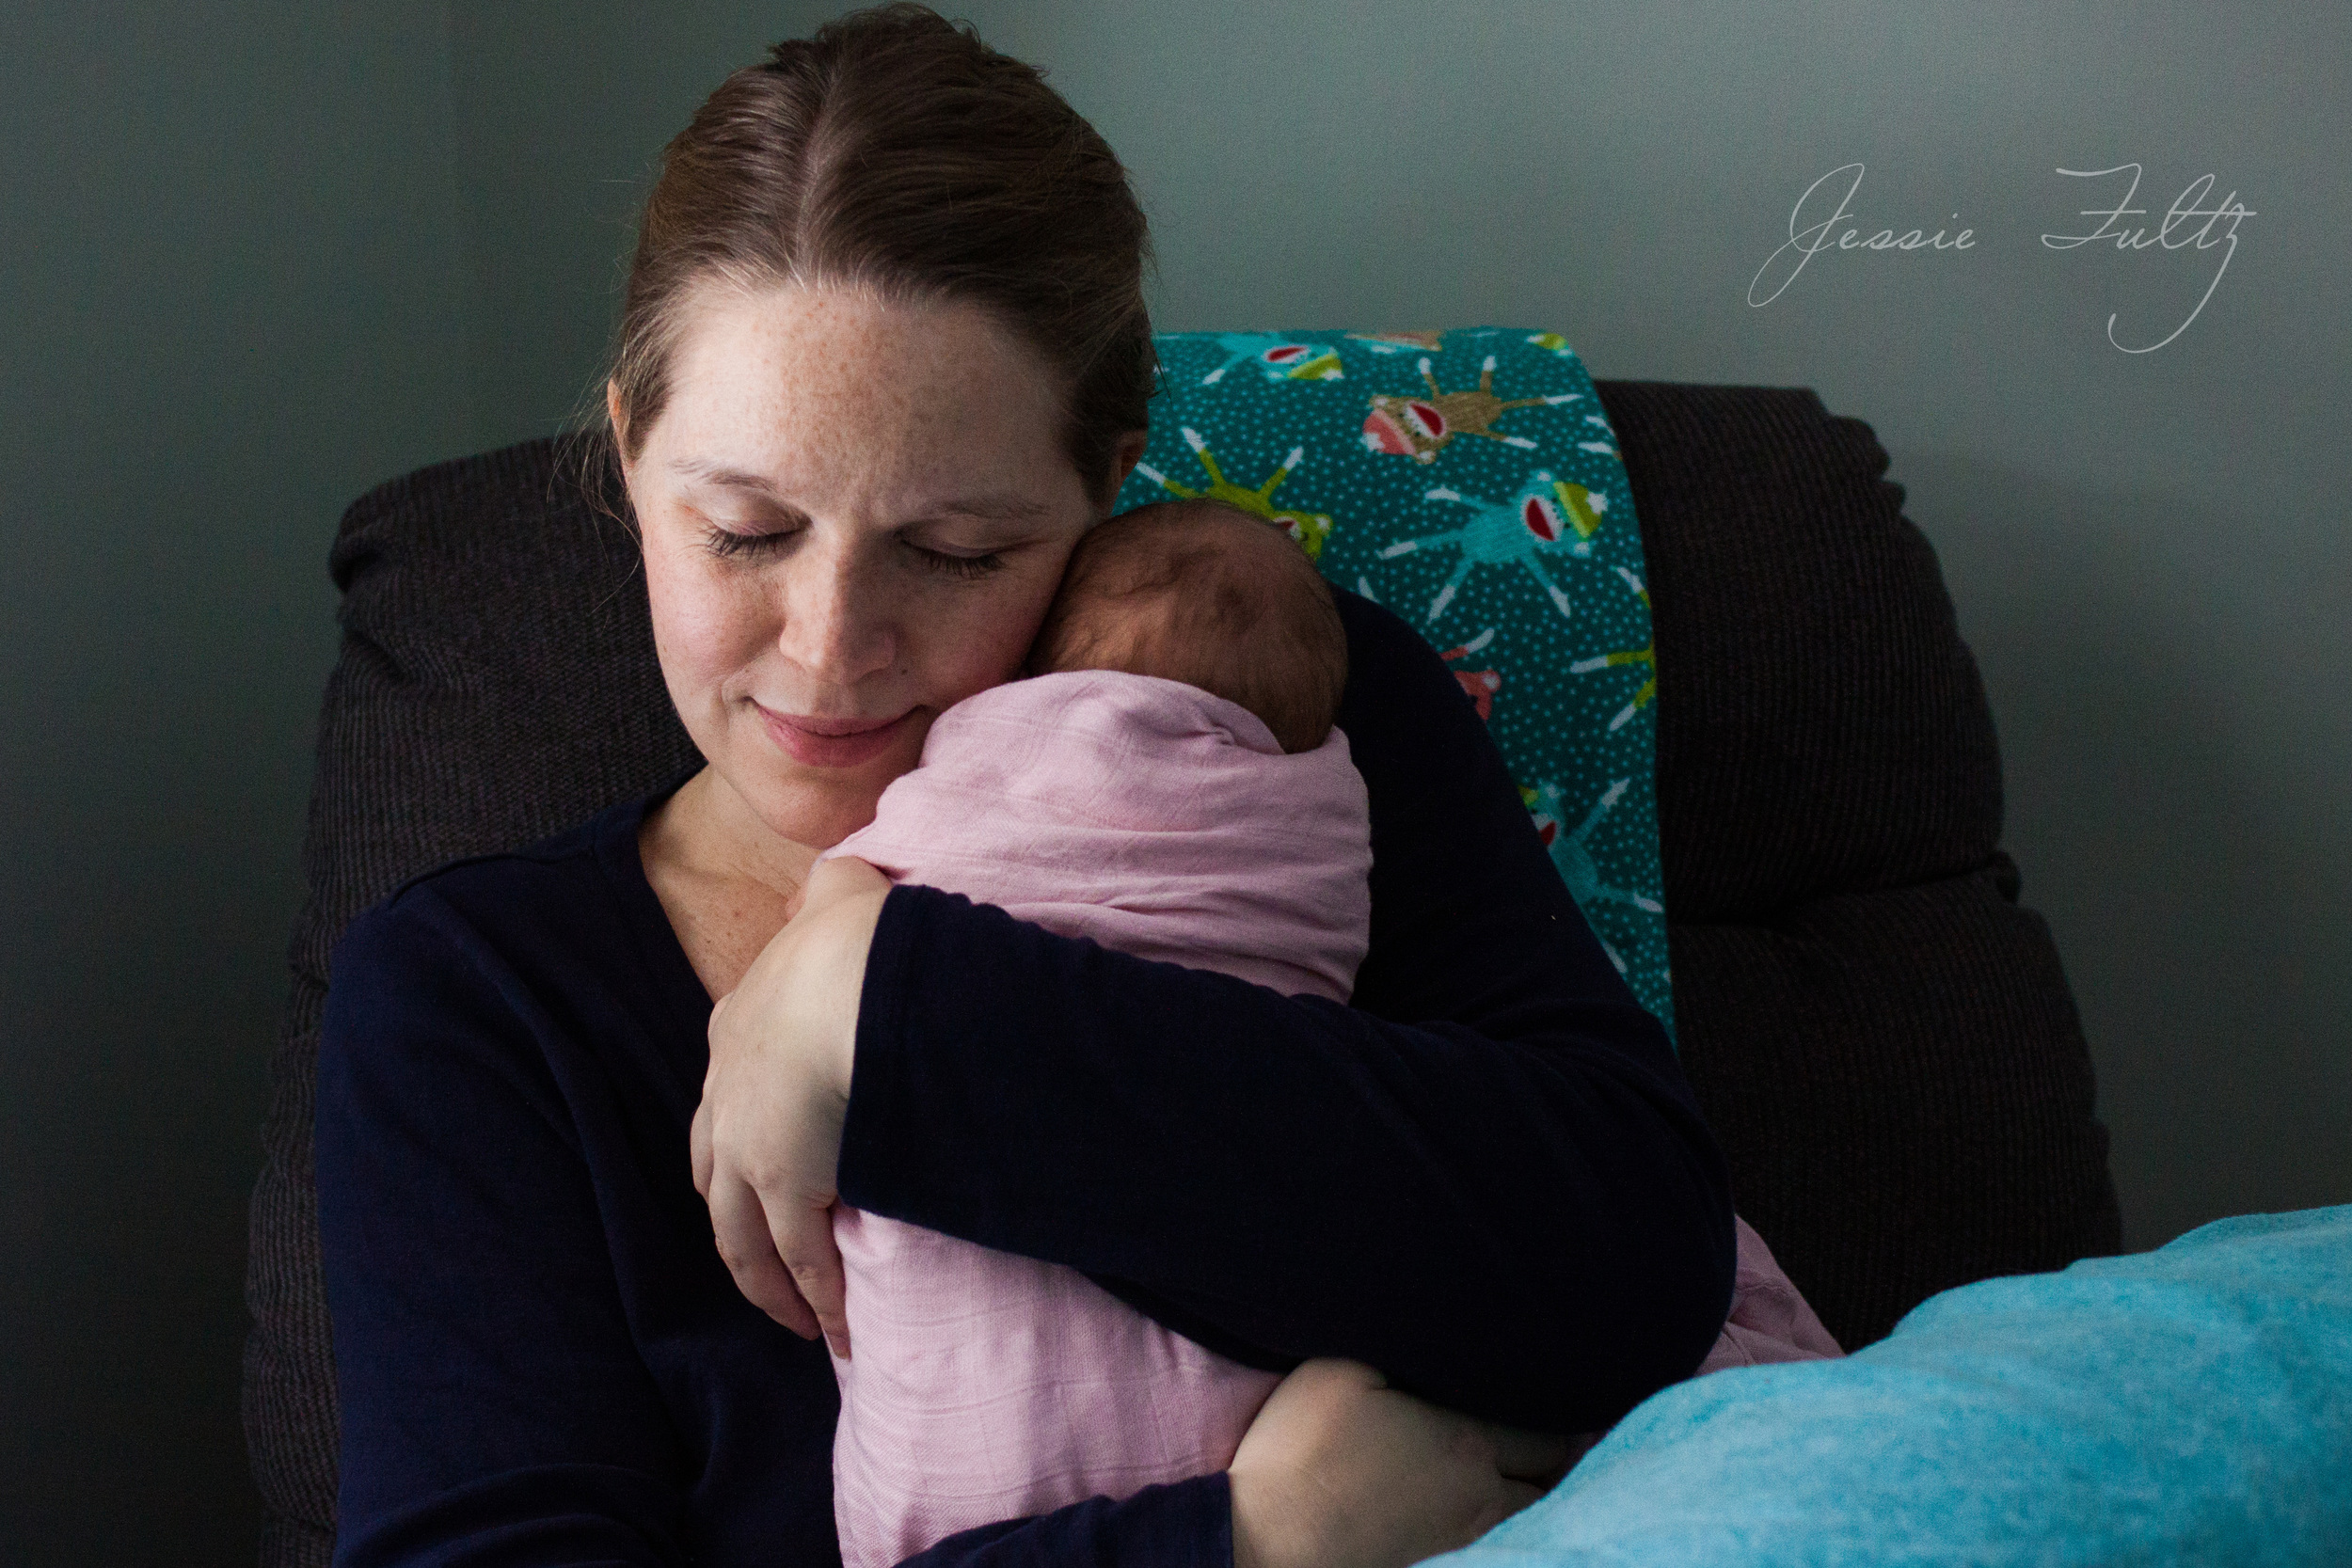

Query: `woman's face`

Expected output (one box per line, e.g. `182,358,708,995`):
616,281,1135,849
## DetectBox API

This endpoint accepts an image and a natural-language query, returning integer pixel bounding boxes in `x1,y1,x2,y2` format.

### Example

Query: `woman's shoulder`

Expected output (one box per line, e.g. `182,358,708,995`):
1328,585,1491,751
329,779,690,1007
1331,583,1454,686
1328,584,1520,816
1326,584,1602,1015
319,777,712,1152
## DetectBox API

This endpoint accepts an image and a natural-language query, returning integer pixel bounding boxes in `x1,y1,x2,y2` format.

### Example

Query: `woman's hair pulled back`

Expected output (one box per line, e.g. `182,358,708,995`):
605,3,1155,499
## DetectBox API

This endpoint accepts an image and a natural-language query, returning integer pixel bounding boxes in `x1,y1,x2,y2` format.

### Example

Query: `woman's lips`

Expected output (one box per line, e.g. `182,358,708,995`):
755,703,916,769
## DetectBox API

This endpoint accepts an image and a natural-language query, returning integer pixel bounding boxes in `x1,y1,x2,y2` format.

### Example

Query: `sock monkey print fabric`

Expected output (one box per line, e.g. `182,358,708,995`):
1117,328,1675,1037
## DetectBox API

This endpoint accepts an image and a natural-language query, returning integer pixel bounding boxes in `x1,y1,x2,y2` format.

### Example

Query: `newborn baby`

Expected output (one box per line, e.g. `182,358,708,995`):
818,499,1353,1568
818,499,1837,1568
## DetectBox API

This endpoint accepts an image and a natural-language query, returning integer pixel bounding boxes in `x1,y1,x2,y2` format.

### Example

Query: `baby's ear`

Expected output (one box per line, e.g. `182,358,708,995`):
1098,429,1150,514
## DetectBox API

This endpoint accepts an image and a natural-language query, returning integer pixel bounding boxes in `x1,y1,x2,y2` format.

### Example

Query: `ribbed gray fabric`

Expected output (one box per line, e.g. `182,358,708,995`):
242,388,2122,1565
1601,381,2119,1350
243,437,700,1568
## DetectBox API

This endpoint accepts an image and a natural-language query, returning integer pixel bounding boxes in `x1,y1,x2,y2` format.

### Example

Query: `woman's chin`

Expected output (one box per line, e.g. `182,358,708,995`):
740,723,932,847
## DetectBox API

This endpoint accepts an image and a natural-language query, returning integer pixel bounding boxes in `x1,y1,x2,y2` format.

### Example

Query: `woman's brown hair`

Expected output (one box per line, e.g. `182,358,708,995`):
596,3,1155,505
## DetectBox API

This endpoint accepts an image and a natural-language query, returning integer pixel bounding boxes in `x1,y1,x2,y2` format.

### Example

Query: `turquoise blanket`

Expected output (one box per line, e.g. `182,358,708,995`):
1436,1206,2352,1566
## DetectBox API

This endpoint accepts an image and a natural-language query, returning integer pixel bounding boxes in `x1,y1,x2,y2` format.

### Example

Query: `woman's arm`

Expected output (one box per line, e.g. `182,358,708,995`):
317,894,693,1567
835,591,1735,1436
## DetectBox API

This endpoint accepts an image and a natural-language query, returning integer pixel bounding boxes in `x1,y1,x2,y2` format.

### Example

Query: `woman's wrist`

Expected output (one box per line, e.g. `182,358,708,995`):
1226,1463,1294,1568
790,855,891,1101
801,889,881,1101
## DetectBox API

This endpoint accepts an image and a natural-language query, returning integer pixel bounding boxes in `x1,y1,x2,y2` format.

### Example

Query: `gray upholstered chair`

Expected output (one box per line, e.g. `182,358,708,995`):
243,382,2122,1565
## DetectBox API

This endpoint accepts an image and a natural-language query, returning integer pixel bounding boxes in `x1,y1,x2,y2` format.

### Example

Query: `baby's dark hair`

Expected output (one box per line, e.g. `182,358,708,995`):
1029,499,1348,753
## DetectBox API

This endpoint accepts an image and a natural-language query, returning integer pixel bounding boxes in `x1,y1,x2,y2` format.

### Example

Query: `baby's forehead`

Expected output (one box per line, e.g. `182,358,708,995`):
1084,499,1295,574
1062,514,1302,641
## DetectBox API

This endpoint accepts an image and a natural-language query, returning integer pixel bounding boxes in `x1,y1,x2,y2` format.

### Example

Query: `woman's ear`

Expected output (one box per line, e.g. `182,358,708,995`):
605,379,631,472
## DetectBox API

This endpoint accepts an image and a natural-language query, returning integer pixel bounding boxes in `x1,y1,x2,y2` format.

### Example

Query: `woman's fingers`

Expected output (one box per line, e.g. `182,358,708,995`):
1484,1421,1575,1485
767,1193,852,1359
689,1098,714,1198
1232,1363,1581,1568
706,1171,819,1339
1469,1479,1546,1539
691,871,882,1344
702,1097,844,1356
1230,1358,1572,1568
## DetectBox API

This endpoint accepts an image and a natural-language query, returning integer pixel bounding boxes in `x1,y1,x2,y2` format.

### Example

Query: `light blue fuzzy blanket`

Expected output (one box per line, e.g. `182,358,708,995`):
1434,1205,2352,1567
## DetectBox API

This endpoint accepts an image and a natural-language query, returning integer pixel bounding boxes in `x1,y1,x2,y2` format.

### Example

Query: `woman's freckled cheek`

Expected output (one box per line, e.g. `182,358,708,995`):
644,539,769,705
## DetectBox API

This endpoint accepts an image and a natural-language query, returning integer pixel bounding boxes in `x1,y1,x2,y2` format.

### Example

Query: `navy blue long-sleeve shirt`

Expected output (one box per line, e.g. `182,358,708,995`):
315,589,1735,1568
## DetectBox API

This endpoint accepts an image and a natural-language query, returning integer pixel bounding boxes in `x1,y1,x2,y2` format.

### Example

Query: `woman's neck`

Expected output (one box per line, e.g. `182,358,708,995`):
639,767,829,1002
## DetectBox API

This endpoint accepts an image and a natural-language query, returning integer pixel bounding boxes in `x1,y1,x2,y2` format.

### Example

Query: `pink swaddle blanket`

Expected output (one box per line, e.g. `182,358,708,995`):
819,671,1364,1568
818,668,1838,1568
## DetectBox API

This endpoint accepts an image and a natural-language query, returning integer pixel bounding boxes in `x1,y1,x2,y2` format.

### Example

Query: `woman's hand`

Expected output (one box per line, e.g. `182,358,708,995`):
1229,1358,1573,1568
691,854,892,1357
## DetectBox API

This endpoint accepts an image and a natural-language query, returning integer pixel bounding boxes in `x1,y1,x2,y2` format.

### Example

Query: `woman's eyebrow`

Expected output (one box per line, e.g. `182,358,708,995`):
924,496,1052,523
670,458,786,495
665,460,1048,523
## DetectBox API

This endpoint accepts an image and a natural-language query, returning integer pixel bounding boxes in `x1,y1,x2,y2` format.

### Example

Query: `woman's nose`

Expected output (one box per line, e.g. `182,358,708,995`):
774,543,898,687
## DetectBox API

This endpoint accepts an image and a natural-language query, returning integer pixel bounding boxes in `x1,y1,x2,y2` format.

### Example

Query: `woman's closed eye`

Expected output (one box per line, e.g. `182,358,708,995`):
906,542,1008,579
697,523,1003,579
701,523,794,561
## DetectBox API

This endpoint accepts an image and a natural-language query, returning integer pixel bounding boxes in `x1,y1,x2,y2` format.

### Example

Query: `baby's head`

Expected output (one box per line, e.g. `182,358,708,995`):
1028,499,1347,753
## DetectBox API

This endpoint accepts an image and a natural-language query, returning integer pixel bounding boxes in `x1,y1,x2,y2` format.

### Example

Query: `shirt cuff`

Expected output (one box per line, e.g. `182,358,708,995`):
897,1471,1235,1568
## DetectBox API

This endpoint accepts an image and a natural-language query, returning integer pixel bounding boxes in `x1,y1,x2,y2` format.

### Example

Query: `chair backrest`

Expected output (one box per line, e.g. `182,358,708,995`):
244,383,2121,1567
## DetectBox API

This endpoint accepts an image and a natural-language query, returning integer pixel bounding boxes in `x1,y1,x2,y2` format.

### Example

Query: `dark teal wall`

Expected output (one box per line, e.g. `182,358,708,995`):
1,4,474,1562
445,3,825,450
4,3,2344,1563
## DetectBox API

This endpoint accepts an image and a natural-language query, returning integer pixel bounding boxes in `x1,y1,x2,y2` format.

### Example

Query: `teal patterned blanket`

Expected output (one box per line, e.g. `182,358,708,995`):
1116,328,1673,1034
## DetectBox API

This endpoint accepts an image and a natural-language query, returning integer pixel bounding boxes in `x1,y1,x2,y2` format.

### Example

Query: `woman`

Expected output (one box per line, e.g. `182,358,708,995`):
314,8,1736,1566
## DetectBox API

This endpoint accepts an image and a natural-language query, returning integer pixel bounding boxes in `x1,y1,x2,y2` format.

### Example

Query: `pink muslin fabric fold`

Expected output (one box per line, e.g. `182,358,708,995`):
1699,1215,1844,1375
814,669,1838,1567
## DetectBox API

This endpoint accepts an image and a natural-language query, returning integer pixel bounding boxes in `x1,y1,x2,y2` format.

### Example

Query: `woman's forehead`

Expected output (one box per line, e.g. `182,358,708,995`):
656,281,1070,494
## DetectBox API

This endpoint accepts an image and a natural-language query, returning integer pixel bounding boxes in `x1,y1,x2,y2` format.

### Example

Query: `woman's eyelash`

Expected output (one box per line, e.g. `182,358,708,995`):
697,524,1005,579
915,546,1007,580
701,525,787,560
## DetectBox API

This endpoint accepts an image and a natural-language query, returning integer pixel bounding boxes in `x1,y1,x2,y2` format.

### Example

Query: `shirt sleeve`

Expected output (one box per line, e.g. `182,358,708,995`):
317,892,692,1567
836,591,1737,1436
319,891,1239,1568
